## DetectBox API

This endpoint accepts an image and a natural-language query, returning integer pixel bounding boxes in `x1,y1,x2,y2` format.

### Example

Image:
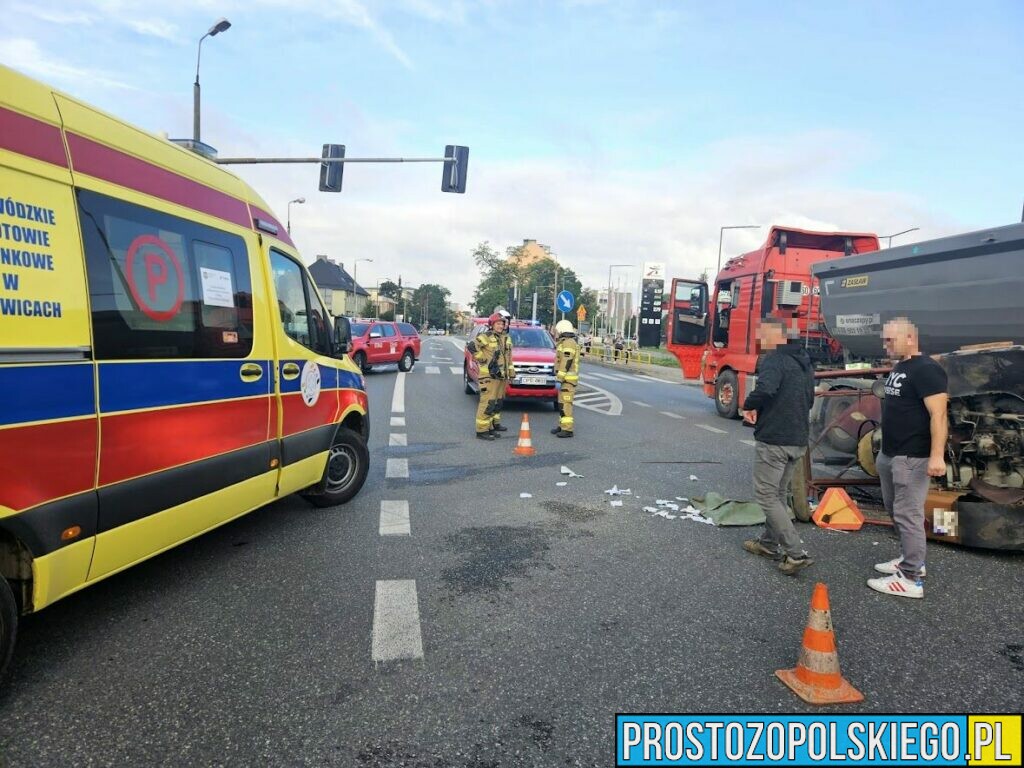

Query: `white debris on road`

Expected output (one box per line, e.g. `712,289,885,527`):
560,466,584,478
556,482,568,487
689,475,699,481
610,500,623,507
520,493,533,499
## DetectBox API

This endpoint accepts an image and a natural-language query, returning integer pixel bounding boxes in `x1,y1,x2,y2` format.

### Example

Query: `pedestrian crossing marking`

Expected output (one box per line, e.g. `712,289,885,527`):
425,366,440,374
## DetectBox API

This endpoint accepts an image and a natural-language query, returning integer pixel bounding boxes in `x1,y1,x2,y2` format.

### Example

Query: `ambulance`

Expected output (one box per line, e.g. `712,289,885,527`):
0,65,369,678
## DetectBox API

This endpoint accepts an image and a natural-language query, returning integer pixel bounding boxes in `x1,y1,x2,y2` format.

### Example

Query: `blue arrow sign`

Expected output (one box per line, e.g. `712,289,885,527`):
557,290,575,312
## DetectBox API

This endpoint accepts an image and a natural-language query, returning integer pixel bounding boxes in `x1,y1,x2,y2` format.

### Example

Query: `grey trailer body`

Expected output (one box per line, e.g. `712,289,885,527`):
812,222,1024,359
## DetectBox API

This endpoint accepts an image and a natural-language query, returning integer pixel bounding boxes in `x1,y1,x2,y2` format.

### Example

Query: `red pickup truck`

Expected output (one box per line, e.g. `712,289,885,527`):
350,320,421,372
463,320,559,408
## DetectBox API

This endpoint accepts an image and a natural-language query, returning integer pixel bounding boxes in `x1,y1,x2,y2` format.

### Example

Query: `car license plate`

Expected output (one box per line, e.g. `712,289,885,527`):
518,375,547,385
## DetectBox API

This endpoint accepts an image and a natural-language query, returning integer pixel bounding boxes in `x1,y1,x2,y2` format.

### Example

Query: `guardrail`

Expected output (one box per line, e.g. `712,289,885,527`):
585,343,653,365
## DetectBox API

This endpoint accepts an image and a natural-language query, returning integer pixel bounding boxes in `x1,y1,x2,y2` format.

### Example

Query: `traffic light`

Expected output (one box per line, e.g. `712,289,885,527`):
319,144,345,192
441,145,469,194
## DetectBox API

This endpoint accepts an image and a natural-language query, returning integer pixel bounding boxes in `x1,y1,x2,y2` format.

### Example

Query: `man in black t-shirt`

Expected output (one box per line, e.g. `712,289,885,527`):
867,317,948,599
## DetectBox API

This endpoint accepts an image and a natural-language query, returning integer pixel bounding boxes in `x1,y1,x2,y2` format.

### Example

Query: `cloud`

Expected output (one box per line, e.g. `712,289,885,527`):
13,6,96,25
124,18,181,42
0,37,139,90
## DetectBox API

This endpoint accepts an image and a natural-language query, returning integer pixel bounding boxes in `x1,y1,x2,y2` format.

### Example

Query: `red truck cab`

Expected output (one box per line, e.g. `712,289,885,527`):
349,320,421,373
667,227,880,418
463,319,559,407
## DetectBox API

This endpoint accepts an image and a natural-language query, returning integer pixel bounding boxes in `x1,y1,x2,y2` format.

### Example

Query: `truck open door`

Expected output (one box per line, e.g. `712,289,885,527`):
666,278,708,379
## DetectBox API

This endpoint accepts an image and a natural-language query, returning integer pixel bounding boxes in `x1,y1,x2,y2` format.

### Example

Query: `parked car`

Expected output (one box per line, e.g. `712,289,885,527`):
463,319,559,407
349,320,420,372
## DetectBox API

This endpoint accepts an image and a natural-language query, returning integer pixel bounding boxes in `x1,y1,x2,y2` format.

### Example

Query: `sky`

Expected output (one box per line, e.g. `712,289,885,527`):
3,0,1023,307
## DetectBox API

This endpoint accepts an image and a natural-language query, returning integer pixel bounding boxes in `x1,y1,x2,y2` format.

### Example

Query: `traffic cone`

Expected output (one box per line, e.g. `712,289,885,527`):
775,582,864,705
513,413,536,456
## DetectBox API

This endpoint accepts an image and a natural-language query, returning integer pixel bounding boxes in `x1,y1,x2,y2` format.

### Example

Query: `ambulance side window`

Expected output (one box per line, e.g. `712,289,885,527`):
79,190,254,359
270,250,330,356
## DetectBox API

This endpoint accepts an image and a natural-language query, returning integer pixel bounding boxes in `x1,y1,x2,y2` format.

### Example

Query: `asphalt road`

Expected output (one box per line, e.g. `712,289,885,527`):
1,337,1022,766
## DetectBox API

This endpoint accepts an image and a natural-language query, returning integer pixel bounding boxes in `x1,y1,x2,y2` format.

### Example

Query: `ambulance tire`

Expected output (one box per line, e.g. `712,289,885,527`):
714,370,740,419
398,349,415,372
0,578,16,684
305,428,370,508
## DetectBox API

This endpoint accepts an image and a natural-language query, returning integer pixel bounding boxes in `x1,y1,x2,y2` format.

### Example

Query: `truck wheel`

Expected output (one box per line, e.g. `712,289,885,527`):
398,349,414,372
822,389,858,453
305,428,370,508
790,457,812,522
0,577,17,684
464,365,475,394
353,351,370,374
714,370,740,419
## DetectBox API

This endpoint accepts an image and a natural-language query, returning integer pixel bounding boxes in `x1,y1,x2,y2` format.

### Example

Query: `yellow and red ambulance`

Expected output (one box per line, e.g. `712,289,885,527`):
0,65,369,678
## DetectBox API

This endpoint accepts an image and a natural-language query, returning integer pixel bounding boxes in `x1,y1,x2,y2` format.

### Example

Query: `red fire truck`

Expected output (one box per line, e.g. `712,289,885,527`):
666,226,880,418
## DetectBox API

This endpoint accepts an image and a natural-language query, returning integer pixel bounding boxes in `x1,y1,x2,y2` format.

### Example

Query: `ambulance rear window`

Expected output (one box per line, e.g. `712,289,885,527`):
79,190,254,359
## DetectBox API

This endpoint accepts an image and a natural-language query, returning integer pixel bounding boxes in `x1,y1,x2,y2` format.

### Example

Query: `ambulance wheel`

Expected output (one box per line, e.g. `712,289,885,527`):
305,428,370,508
0,578,17,684
714,370,740,419
353,351,370,374
398,349,414,372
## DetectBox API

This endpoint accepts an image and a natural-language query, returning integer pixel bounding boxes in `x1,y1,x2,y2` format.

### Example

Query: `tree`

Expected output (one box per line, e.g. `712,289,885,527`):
379,310,395,321
409,283,452,328
378,280,402,300
471,242,518,317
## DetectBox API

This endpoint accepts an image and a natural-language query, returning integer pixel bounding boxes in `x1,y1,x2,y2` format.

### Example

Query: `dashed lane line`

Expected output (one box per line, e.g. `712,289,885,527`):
696,424,728,434
391,372,406,413
386,458,409,478
390,416,405,427
449,366,462,375
659,411,684,419
425,366,440,374
741,439,757,447
372,580,424,662
631,401,651,408
379,500,411,536
389,433,407,446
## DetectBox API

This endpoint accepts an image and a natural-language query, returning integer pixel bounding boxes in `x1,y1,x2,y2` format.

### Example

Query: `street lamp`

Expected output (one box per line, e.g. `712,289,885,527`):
374,277,395,319
717,225,760,275
351,258,372,315
607,264,631,338
193,17,231,144
286,197,305,234
880,227,919,248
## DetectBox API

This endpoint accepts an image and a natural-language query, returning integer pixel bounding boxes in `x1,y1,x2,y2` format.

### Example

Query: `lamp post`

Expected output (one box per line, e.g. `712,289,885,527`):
606,264,631,339
352,258,372,315
717,224,760,275
374,277,395,319
286,197,304,234
880,227,919,248
193,17,231,144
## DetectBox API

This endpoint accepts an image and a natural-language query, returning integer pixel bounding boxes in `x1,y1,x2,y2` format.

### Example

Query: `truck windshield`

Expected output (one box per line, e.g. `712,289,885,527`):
510,328,554,349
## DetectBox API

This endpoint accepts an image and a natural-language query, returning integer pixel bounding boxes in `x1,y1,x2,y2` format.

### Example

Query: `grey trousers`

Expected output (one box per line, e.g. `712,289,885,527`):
876,452,929,579
753,442,808,558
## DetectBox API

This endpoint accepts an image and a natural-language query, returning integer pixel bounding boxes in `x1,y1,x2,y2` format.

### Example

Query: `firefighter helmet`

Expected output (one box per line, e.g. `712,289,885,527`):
488,312,505,327
555,319,575,336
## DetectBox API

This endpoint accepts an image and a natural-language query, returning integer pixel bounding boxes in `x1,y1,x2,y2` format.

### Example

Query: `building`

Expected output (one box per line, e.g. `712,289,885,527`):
366,287,397,318
509,239,553,268
308,255,369,316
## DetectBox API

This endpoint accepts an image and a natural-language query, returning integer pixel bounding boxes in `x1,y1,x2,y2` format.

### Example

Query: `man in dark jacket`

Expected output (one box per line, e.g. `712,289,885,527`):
739,318,816,575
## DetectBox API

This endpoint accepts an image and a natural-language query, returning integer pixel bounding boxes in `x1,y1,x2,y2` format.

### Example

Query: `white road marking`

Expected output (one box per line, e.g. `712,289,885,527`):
372,580,424,662
391,372,406,413
741,439,757,447
390,416,406,427
449,366,462,375
379,500,411,536
572,382,623,416
386,458,409,478
631,401,651,408
589,372,632,382
389,433,407,446
425,366,440,374
637,374,677,383
696,424,727,434
659,411,684,419
447,337,466,352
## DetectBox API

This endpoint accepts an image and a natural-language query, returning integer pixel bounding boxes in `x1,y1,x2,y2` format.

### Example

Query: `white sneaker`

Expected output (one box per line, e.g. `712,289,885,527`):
874,557,926,577
867,571,924,599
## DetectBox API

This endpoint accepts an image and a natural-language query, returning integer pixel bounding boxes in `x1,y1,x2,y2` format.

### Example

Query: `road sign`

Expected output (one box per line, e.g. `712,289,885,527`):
577,305,587,321
557,290,574,313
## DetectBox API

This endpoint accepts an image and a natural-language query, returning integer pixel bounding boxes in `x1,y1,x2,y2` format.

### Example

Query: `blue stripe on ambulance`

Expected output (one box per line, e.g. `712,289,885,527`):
97,360,272,413
0,363,95,426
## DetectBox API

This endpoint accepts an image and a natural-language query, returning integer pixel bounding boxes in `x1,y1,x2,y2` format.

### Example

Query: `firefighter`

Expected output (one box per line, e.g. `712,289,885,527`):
491,308,514,433
551,319,581,438
469,313,506,440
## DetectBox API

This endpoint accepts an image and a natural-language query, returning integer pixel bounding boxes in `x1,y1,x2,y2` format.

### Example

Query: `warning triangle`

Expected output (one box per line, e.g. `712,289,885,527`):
812,488,864,531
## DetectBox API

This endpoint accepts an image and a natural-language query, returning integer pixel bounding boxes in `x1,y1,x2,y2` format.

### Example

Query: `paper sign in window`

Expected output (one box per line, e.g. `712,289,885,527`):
200,267,234,308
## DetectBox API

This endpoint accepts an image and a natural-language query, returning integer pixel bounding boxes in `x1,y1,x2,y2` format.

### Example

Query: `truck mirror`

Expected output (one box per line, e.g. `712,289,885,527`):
441,145,469,193
319,144,345,193
333,315,352,357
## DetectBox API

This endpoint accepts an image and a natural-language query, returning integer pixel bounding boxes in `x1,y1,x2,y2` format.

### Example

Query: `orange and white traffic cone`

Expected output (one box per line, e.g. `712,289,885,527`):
775,582,864,705
513,413,536,457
